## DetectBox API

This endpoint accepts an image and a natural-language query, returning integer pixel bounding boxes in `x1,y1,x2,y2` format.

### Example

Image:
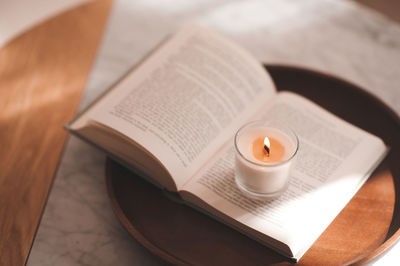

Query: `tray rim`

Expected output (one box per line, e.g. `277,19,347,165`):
106,63,400,265
266,63,400,127
105,165,187,265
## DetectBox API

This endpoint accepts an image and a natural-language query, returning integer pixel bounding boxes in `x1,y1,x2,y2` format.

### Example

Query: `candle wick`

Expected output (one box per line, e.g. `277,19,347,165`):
264,144,270,157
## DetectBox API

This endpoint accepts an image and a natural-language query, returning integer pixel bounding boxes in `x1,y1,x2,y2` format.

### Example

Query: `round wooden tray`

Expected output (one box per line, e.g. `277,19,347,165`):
106,65,400,265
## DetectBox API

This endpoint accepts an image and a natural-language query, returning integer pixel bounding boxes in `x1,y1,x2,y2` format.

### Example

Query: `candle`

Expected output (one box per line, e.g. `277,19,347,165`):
234,120,299,199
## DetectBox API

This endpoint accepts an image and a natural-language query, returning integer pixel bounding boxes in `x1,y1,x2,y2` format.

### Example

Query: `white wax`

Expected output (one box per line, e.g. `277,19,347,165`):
235,126,297,198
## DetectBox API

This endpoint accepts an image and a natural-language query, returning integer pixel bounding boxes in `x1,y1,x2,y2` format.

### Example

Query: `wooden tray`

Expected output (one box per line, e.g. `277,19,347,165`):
106,65,400,265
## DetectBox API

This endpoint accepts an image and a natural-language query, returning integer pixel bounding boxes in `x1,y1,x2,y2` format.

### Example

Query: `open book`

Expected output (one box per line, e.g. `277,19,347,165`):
67,25,388,261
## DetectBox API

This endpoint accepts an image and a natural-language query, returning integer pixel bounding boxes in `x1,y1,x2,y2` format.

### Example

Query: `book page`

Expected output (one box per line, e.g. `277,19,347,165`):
75,25,276,189
182,91,387,259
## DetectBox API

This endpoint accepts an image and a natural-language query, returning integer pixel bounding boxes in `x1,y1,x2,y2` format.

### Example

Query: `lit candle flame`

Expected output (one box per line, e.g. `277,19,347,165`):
263,136,270,157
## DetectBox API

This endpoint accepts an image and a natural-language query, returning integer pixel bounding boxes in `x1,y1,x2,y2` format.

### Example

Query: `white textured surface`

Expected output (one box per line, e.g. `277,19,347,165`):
28,0,400,265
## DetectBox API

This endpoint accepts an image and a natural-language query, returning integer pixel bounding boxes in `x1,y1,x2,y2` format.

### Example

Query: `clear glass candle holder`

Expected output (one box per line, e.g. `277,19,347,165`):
234,120,299,199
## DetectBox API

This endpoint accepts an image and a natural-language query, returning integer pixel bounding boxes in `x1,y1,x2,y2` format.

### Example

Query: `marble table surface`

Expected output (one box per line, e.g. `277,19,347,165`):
28,0,400,265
